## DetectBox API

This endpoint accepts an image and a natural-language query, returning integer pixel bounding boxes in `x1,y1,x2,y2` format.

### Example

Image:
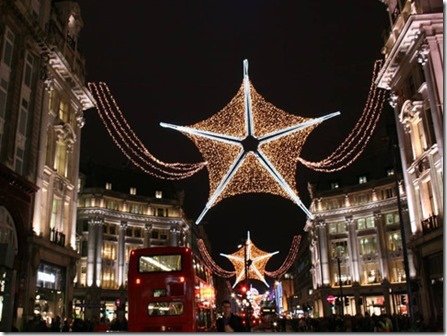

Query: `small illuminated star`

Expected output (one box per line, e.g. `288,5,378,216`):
161,60,339,224
220,231,279,288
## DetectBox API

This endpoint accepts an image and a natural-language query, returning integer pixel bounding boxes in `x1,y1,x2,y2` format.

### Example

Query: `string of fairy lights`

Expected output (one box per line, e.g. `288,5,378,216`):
197,233,302,286
88,82,206,180
264,235,301,279
297,60,386,172
197,239,235,278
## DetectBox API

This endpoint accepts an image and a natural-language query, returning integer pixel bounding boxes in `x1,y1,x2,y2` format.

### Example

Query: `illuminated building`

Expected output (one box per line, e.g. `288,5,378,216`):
306,175,412,317
376,0,443,325
0,0,93,331
73,165,189,321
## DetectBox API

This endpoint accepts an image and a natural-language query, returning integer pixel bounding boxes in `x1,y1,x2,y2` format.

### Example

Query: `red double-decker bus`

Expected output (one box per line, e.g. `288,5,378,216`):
128,246,215,332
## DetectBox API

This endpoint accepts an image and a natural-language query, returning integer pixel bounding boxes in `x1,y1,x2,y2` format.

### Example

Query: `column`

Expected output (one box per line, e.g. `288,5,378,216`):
418,43,443,159
317,220,330,286
87,218,99,287
427,154,443,217
31,77,53,237
170,226,180,247
95,219,104,287
374,212,389,281
346,216,360,283
144,223,152,248
389,92,420,233
117,221,127,288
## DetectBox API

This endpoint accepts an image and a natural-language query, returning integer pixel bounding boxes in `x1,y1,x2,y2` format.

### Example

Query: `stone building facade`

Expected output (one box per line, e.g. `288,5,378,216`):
0,0,93,331
305,176,412,317
376,0,443,324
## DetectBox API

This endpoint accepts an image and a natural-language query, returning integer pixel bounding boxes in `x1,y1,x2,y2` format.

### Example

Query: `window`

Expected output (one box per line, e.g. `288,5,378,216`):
151,230,159,239
359,176,367,184
328,221,347,235
109,225,116,235
58,100,69,123
360,262,381,285
103,242,116,260
105,182,112,190
389,259,406,283
14,51,35,174
385,212,399,225
387,231,402,252
101,266,116,289
126,227,133,237
54,141,67,177
155,190,162,199
130,187,136,195
139,255,182,272
1,28,15,67
330,240,348,259
330,182,339,190
81,240,88,257
106,200,119,211
332,262,351,286
358,236,378,256
357,216,375,230
387,169,395,176
50,197,61,230
157,208,165,217
130,203,143,214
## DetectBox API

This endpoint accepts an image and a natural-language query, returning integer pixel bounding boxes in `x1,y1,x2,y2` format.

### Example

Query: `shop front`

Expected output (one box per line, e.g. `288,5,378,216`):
34,263,66,325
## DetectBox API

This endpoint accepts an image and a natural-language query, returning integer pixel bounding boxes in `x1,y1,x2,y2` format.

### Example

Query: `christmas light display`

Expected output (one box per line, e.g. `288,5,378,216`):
298,60,386,172
161,60,339,224
88,82,206,179
220,231,279,288
264,235,301,279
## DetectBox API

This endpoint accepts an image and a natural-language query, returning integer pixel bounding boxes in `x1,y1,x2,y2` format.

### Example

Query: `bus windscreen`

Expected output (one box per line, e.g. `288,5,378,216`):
138,255,182,272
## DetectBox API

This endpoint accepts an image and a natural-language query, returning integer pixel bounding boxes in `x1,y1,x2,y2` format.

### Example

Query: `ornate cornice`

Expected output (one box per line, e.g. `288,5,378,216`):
79,208,185,226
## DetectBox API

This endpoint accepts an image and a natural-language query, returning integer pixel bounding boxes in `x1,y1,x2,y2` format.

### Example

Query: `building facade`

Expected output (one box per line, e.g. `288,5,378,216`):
74,175,216,324
0,0,93,331
306,176,412,317
376,0,443,325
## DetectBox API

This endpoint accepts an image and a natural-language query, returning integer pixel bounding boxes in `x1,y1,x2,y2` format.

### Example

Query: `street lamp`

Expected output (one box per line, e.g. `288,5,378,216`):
336,246,344,316
238,238,252,331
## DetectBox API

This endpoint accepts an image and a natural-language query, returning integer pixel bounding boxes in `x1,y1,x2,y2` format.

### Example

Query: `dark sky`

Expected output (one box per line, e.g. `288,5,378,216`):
76,1,391,288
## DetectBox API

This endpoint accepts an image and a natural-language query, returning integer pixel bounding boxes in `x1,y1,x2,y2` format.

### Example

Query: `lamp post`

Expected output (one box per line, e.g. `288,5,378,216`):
239,238,252,331
336,247,344,316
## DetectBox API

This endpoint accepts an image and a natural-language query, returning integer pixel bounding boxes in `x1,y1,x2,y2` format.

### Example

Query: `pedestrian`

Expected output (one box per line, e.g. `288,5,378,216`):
216,300,246,332
50,315,61,332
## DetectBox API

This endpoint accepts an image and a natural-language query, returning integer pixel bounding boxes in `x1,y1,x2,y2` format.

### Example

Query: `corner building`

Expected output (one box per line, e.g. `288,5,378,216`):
306,176,412,317
376,0,443,324
73,166,216,325
0,0,93,331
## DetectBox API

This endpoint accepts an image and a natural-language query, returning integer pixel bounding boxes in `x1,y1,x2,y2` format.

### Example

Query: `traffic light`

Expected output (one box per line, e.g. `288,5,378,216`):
344,297,349,306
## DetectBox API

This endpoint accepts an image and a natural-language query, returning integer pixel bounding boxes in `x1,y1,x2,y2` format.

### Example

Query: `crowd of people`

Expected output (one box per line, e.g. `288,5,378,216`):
22,314,128,332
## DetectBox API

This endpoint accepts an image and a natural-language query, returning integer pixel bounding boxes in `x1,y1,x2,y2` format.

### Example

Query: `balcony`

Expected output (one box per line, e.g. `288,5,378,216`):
421,215,441,234
50,228,66,246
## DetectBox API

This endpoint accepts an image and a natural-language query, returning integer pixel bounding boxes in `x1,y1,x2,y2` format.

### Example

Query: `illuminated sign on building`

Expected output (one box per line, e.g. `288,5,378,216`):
37,271,56,283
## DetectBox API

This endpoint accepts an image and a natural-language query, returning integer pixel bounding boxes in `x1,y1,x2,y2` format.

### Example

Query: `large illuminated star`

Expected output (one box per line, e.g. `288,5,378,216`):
161,60,339,224
220,231,278,288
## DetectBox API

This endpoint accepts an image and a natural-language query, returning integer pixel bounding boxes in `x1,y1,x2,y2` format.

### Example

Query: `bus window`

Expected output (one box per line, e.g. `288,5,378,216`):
148,302,184,316
139,255,182,272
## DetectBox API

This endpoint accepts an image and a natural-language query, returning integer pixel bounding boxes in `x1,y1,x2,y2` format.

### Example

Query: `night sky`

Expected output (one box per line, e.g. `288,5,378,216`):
76,1,391,288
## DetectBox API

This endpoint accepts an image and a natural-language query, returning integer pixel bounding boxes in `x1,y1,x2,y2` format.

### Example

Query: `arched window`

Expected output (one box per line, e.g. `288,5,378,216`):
0,206,18,255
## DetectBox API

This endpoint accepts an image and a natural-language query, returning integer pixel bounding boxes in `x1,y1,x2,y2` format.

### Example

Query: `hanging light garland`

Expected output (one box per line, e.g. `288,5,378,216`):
264,235,301,279
197,233,302,285
197,239,235,278
88,82,206,180
298,60,386,172
89,58,385,222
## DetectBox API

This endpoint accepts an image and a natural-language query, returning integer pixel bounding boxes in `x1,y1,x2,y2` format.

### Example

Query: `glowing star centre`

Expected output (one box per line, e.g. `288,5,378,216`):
160,59,340,224
220,231,279,288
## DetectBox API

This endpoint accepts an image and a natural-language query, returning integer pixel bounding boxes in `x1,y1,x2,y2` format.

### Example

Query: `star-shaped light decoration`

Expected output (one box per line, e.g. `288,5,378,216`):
161,60,339,224
220,231,279,288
